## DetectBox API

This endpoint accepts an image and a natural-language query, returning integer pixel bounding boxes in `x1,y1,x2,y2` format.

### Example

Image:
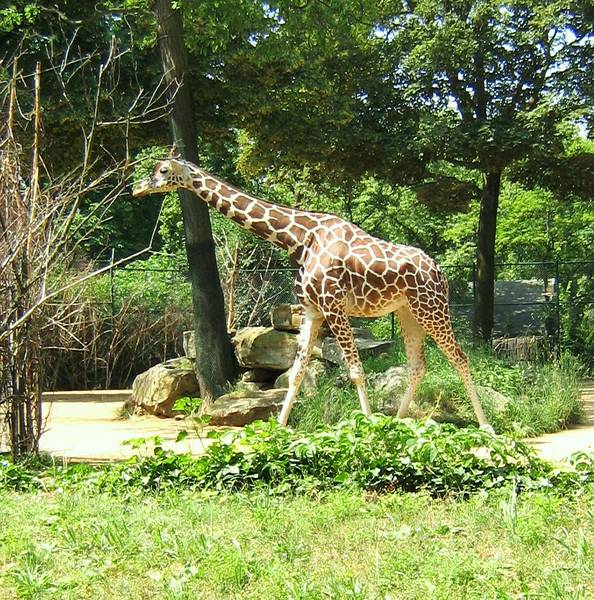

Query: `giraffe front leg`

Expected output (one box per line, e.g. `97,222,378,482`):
278,310,323,426
323,309,371,417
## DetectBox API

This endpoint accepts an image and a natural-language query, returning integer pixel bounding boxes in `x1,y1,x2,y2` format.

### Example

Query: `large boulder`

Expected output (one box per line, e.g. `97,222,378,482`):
322,337,395,365
367,365,408,397
270,304,303,332
128,357,199,417
233,327,300,371
273,359,328,391
477,385,510,417
206,389,286,426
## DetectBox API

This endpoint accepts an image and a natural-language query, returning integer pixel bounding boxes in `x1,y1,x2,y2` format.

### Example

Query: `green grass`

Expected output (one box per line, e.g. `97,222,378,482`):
290,346,584,437
0,486,593,599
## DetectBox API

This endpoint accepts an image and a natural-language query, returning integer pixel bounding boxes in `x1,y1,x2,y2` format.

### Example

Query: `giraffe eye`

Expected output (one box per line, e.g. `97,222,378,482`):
159,166,169,175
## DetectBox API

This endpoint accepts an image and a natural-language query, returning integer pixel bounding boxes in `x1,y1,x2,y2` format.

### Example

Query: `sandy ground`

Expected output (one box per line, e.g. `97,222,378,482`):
38,393,225,462
526,379,594,462
35,381,594,463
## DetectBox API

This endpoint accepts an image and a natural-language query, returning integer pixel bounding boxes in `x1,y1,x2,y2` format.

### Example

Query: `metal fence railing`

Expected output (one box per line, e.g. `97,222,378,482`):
31,257,594,391
112,257,593,345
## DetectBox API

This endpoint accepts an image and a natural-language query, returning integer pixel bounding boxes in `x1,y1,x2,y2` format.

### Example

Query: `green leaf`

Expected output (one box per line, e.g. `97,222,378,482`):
176,430,189,443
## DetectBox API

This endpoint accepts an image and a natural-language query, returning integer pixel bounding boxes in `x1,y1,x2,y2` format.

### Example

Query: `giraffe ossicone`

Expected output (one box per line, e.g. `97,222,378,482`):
133,157,491,430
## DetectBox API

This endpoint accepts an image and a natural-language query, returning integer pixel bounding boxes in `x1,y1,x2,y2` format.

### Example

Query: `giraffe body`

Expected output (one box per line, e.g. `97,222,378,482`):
133,158,490,429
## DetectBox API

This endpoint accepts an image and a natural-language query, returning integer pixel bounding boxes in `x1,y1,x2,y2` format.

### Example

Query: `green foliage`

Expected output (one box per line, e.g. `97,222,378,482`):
2,418,593,499
288,345,583,437
415,348,582,436
0,458,38,492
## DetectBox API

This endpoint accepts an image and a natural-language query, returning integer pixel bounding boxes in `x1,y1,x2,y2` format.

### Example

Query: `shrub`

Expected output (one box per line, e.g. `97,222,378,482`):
2,418,593,497
93,416,593,496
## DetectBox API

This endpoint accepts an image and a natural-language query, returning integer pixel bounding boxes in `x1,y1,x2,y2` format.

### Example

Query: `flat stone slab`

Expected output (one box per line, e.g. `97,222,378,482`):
207,389,286,427
322,337,395,365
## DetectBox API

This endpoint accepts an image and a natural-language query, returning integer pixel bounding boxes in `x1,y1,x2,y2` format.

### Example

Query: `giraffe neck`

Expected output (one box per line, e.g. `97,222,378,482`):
184,169,315,262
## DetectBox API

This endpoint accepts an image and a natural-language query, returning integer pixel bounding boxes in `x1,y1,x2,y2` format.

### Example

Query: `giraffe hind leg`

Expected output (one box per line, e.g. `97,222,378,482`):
410,302,491,428
432,328,490,428
395,306,426,419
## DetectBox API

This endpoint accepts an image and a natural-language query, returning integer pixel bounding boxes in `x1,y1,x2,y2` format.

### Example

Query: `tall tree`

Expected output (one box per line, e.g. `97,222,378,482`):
153,0,237,401
394,0,593,342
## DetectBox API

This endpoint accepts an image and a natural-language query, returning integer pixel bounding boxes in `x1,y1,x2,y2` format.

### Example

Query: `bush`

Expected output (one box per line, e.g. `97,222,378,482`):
2,418,593,497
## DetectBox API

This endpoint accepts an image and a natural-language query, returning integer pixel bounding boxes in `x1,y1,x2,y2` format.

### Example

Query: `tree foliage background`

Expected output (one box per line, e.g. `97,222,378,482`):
1,0,593,388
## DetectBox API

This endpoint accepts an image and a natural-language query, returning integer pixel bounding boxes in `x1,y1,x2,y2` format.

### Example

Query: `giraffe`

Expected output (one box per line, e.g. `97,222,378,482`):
133,158,491,430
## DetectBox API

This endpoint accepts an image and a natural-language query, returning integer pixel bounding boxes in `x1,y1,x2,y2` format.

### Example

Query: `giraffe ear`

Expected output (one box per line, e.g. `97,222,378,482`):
168,145,177,159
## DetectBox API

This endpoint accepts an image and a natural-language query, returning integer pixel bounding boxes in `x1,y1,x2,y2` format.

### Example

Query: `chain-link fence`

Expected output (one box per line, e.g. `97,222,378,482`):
32,257,594,391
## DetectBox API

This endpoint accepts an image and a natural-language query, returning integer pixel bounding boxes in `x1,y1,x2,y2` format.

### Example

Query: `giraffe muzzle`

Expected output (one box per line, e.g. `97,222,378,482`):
132,177,154,197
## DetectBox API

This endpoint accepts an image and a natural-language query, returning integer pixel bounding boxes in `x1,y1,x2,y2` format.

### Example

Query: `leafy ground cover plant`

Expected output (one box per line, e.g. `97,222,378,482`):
2,416,592,497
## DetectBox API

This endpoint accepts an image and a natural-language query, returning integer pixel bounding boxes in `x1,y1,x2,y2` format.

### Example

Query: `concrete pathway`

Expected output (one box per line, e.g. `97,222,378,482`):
526,379,594,462
39,391,222,462
37,382,594,463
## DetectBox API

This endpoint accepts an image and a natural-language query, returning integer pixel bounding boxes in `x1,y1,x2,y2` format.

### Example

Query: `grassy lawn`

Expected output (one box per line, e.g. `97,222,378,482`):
1,486,593,599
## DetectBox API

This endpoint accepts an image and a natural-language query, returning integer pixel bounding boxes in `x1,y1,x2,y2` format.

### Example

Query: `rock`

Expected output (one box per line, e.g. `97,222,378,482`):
206,389,286,426
128,357,199,417
273,359,328,391
367,366,408,397
182,330,195,359
477,385,510,416
270,304,303,332
241,368,281,383
233,327,299,371
236,381,271,392
350,327,375,339
322,337,396,365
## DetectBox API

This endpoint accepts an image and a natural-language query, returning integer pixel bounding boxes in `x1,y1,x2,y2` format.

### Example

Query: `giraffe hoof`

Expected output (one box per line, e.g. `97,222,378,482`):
479,423,495,435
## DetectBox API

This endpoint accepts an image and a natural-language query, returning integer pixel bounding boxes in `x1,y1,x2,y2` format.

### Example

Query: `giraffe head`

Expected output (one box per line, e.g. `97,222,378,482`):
132,158,195,197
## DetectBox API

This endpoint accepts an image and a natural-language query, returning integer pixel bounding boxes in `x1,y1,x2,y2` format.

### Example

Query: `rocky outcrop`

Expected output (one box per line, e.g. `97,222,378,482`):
233,327,301,371
273,359,328,391
206,389,286,426
132,309,395,425
127,357,199,417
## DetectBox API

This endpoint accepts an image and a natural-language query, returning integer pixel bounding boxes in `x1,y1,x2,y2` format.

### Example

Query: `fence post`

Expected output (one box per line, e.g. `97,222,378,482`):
471,262,477,341
555,258,561,360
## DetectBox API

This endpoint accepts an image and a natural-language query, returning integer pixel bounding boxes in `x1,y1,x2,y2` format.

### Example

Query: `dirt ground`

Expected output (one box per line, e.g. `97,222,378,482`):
36,381,594,463
38,393,224,462
526,379,594,461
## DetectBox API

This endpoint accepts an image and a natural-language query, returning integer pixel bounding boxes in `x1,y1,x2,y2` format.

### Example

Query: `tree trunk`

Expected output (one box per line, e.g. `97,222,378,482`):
473,170,501,344
154,0,237,402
